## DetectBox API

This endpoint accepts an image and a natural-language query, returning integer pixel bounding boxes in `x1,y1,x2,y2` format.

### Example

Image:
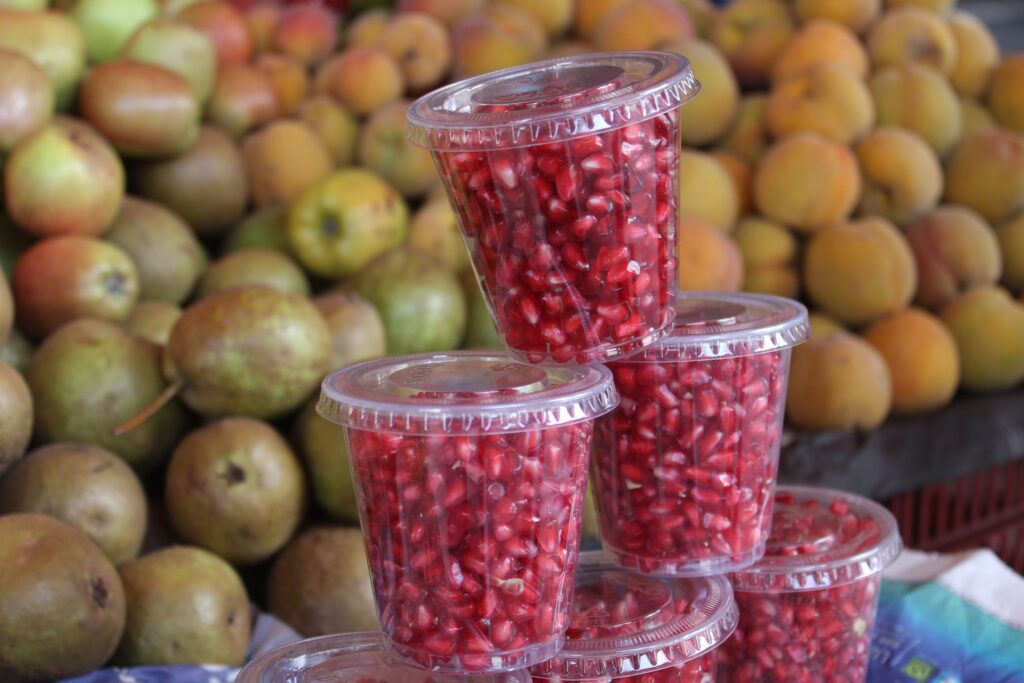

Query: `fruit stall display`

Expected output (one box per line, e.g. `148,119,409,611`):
0,0,1022,679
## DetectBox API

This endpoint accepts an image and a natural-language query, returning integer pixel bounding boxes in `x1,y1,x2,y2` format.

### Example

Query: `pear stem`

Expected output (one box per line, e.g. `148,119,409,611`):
113,381,182,436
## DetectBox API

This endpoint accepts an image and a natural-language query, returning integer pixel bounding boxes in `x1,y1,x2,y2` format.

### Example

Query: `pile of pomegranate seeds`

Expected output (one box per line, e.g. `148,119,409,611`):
434,110,679,364
593,350,790,575
347,421,594,673
719,491,900,683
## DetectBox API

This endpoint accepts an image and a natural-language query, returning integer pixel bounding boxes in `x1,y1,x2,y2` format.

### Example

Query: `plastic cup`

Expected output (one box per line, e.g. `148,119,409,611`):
530,552,738,682
591,292,810,576
317,352,618,674
719,485,903,683
238,632,530,683
408,52,699,365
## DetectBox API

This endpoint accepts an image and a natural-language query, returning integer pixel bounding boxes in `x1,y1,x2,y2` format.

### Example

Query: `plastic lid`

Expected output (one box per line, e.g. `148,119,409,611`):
732,485,903,593
530,554,738,680
237,632,530,683
621,292,810,362
407,52,698,150
317,351,617,435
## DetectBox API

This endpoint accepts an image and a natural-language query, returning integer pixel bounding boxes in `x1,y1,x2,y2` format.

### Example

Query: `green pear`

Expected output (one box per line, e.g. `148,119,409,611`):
0,514,126,682
116,546,249,666
0,361,32,477
197,248,309,299
27,318,190,474
70,0,159,64
0,9,85,109
293,397,359,524
121,17,216,102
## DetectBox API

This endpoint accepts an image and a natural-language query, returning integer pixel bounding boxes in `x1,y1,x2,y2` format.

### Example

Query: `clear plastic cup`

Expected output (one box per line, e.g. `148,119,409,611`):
238,631,530,683
408,53,699,365
719,485,903,683
592,292,810,576
317,352,618,674
530,552,738,682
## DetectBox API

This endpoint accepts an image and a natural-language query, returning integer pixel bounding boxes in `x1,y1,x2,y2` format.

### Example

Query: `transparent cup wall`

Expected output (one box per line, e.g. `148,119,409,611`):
719,486,903,683
590,294,810,576
318,354,617,674
409,52,698,364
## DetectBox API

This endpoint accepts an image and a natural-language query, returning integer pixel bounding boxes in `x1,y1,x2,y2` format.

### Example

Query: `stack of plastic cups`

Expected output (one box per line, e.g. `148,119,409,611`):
238,52,902,683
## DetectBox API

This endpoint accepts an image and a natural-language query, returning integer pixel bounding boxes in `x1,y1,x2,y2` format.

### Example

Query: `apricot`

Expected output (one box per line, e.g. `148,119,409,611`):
808,311,846,339
409,197,469,272
997,213,1024,294
574,0,627,39
244,2,279,54
379,12,451,92
272,5,337,66
940,286,1024,392
733,217,799,298
867,7,957,74
206,63,279,138
864,308,959,413
345,9,390,48
676,217,743,292
678,150,739,233
324,47,404,117
664,40,738,147
721,94,770,164
494,0,571,38
358,100,438,198
944,128,1024,223
709,151,752,216
753,132,861,233
792,0,880,34
541,41,595,60
856,126,942,226
905,205,1002,309
178,1,251,65
397,0,485,28
679,0,719,39
253,53,308,116
593,0,694,51
299,95,358,167
766,61,874,144
959,97,996,137
988,56,1024,134
772,20,868,84
948,11,1000,99
804,217,917,326
451,5,545,79
870,63,962,157
787,332,892,431
242,120,332,208
712,0,795,88
886,0,955,13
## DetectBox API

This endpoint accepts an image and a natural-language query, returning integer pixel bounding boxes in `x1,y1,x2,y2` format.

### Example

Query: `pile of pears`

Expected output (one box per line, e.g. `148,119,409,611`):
0,0,501,679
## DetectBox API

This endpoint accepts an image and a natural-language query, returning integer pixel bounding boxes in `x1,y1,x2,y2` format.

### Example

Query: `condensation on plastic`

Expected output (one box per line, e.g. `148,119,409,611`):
407,52,698,151
530,554,738,680
731,485,903,593
619,292,811,362
317,351,618,435
237,632,531,683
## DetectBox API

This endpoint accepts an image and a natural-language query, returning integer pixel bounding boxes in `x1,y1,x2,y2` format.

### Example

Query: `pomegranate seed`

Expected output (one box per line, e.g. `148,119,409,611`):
346,414,596,672
593,350,792,575
431,109,680,363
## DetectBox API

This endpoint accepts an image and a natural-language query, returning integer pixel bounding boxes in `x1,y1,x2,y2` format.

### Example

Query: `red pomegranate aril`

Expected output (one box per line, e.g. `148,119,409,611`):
348,421,592,673
594,350,791,575
432,110,679,363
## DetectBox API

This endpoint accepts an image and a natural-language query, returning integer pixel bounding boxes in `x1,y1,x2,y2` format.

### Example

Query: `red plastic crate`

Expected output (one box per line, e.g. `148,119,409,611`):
885,458,1024,573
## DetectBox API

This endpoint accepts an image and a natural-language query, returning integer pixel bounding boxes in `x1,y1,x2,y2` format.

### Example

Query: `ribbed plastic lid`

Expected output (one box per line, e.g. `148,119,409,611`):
318,351,617,435
407,52,698,150
530,554,738,680
621,292,810,362
237,632,530,683
732,485,903,593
